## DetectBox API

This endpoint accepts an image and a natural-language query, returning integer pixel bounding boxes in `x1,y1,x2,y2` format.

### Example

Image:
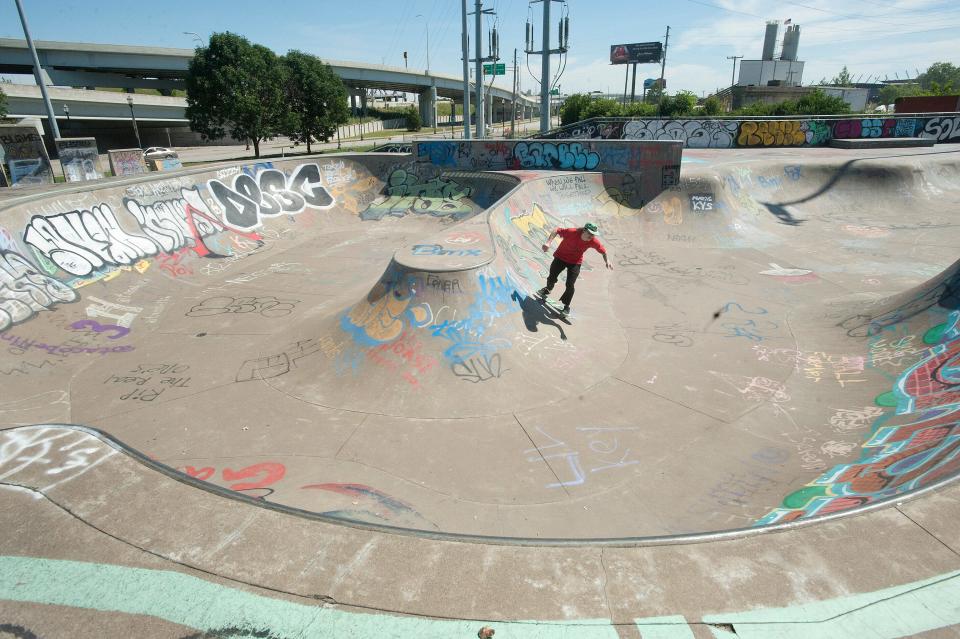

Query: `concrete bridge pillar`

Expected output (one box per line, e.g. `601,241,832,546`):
418,86,436,128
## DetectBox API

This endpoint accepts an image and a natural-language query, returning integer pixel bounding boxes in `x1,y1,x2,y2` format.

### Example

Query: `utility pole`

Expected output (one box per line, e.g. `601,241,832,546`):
461,0,471,139
526,0,569,134
656,25,670,118
726,55,742,111
511,48,518,138
471,0,496,138
630,63,638,102
14,0,60,140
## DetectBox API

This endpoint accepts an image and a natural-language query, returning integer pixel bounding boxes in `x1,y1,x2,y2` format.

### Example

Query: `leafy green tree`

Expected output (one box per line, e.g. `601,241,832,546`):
878,83,922,106
830,66,853,86
919,62,960,92
702,96,723,116
185,32,286,158
0,85,7,119
281,50,349,153
404,105,422,131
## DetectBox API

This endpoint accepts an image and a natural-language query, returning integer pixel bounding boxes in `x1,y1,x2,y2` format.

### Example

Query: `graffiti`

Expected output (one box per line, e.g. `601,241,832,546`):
0,426,118,490
410,244,483,257
758,312,960,525
622,119,740,148
24,188,223,277
921,116,960,142
690,194,714,212
754,345,866,387
545,174,591,194
1,331,133,356
361,167,474,221
341,268,420,347
829,406,885,433
451,353,506,383
537,116,960,148
207,163,333,231
652,322,696,347
187,296,299,318
183,462,286,498
737,120,805,147
69,319,130,340
525,425,640,489
514,141,600,170
837,269,959,337
646,196,683,224
0,250,78,332
301,482,432,526
85,296,142,328
444,231,483,244
712,371,790,404
366,330,438,387
423,274,462,294
235,338,323,382
617,249,749,285
104,362,191,401
427,273,518,365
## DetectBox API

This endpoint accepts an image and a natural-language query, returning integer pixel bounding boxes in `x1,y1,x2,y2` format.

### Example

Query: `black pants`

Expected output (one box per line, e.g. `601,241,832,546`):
545,257,581,307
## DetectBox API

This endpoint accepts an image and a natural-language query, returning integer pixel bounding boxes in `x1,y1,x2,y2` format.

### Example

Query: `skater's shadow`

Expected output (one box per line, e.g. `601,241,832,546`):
511,292,569,340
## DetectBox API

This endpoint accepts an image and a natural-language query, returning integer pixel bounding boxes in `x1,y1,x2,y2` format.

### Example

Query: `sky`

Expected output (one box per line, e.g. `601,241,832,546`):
1,0,958,98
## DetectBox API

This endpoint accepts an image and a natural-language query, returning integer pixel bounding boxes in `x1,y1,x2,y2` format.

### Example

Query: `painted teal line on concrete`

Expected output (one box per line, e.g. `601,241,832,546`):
633,615,696,638
0,556,618,638
701,570,960,639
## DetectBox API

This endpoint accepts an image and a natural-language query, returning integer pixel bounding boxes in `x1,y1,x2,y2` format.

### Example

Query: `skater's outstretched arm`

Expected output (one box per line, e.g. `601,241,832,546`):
542,228,560,252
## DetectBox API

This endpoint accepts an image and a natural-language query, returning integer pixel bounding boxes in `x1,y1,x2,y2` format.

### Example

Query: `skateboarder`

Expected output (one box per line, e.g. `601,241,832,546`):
538,222,612,316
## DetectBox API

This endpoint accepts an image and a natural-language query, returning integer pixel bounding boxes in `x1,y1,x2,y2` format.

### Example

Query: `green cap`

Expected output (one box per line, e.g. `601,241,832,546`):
584,222,600,236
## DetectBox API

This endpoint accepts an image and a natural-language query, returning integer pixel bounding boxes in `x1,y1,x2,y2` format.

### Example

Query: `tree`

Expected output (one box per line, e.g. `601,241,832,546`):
185,32,286,158
404,105,422,131
281,50,349,153
0,85,7,119
878,83,922,107
919,62,960,92
830,66,853,86
659,91,697,117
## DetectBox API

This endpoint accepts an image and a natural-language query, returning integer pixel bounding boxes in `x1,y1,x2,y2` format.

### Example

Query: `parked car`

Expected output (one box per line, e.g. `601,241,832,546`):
143,147,179,161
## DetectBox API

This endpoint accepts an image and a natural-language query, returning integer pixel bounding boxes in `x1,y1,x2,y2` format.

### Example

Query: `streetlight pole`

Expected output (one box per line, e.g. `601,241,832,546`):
14,0,60,140
183,31,203,45
126,95,142,149
726,55,743,111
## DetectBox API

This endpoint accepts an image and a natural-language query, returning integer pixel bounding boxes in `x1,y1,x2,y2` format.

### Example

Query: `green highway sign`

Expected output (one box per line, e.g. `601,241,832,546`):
550,88,560,95
483,63,506,76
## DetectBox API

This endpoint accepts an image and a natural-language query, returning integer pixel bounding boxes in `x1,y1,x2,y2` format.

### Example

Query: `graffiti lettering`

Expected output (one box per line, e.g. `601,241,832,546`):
207,163,333,230
0,250,77,331
514,142,600,170
187,296,299,318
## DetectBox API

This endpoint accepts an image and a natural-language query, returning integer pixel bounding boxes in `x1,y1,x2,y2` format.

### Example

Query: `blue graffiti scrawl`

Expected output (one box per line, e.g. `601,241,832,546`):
429,273,520,364
514,142,601,170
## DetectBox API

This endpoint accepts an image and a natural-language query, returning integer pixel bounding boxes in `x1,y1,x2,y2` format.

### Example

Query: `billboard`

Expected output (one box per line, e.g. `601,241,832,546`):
610,42,663,65
55,137,104,182
0,125,54,186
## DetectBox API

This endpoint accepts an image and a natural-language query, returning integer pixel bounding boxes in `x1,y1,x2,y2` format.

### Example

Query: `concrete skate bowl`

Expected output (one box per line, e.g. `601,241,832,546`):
0,144,959,543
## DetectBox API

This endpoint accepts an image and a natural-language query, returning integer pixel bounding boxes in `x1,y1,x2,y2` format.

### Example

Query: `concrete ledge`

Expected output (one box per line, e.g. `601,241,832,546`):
830,137,936,148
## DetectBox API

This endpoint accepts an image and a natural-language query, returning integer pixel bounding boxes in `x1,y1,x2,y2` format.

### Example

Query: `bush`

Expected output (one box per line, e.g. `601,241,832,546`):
404,105,422,131
702,96,723,116
623,101,657,117
659,91,697,118
560,93,594,125
582,98,624,119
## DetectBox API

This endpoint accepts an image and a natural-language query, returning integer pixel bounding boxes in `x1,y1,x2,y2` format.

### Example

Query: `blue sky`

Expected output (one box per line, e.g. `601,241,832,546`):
2,0,958,97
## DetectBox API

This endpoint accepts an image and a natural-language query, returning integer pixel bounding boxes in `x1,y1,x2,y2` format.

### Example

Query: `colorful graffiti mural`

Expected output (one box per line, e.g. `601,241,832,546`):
539,114,960,148
757,311,960,525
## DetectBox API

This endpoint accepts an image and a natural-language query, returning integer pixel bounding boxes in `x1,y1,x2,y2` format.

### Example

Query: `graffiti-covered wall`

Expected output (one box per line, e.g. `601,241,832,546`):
539,114,960,148
414,139,682,205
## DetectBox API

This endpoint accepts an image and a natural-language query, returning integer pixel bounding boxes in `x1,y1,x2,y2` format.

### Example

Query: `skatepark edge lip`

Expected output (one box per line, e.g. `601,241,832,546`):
8,422,956,547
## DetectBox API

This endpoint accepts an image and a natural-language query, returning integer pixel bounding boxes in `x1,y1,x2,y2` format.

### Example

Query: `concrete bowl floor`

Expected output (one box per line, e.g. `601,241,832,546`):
1,146,959,542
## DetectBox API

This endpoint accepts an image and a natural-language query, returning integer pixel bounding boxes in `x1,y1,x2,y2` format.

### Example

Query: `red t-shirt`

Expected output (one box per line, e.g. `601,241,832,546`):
553,228,606,265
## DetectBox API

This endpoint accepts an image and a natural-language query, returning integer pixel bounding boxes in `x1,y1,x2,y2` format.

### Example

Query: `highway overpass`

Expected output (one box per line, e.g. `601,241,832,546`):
0,38,539,149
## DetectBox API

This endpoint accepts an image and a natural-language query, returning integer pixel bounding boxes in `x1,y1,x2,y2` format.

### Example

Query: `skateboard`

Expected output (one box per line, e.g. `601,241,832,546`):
536,293,570,320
